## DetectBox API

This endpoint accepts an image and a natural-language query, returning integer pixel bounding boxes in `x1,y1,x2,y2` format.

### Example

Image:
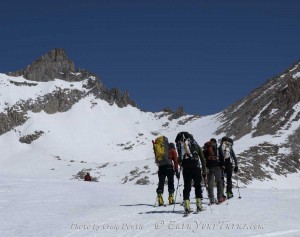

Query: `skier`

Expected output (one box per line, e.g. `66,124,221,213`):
153,136,179,206
219,136,238,199
175,132,207,213
203,138,225,204
84,172,92,181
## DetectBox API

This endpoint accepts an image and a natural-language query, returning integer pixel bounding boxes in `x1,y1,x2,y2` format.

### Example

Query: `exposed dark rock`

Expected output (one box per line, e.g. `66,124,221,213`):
238,142,280,184
178,115,200,125
7,48,136,109
135,176,150,185
162,107,173,113
19,131,44,144
121,176,129,184
237,138,300,184
0,49,138,136
32,89,84,114
8,49,77,82
97,88,136,108
72,169,99,182
216,61,300,140
0,108,28,135
97,163,109,169
151,131,159,136
168,106,186,120
286,125,300,172
158,106,191,120
218,60,300,184
9,80,38,87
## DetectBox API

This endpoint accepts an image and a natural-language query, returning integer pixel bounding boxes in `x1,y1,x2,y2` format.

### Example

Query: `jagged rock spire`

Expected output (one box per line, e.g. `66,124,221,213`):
7,48,136,108
8,48,78,82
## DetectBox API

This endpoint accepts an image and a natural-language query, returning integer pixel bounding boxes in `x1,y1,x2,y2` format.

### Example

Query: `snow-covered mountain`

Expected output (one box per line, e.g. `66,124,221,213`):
1,49,300,237
216,61,300,184
0,49,299,188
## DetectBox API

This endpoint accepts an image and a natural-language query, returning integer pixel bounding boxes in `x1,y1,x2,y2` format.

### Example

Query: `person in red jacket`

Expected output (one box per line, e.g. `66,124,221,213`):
156,142,180,206
84,172,92,181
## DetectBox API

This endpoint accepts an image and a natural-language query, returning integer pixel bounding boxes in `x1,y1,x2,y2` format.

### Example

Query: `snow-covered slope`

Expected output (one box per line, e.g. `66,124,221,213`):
215,61,300,185
0,50,299,187
0,72,220,182
1,49,300,237
1,176,300,237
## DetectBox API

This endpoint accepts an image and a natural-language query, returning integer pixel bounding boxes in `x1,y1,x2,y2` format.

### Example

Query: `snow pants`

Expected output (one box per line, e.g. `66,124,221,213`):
182,166,202,200
207,166,223,202
223,165,233,194
156,165,175,194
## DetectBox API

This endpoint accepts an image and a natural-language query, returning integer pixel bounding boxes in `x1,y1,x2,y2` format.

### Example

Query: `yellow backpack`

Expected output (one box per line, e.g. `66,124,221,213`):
152,136,172,166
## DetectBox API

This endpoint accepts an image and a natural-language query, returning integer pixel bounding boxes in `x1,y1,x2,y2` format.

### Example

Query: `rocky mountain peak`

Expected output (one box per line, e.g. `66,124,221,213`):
37,48,68,61
8,48,79,82
5,49,136,108
216,60,300,140
214,60,300,185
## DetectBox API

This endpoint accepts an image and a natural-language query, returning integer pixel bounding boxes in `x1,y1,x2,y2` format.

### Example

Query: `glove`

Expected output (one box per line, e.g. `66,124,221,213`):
175,171,180,179
234,166,238,173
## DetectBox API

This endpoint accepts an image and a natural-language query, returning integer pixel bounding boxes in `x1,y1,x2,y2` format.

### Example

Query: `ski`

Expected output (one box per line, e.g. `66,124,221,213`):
207,197,227,206
216,201,225,205
183,212,191,217
183,209,193,217
193,207,206,214
157,204,167,207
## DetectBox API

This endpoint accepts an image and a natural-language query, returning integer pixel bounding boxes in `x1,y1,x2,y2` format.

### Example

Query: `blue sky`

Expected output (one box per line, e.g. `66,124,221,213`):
0,0,299,115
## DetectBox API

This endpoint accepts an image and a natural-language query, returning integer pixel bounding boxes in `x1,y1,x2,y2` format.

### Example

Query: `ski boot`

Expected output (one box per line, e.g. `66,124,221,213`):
209,198,217,205
227,191,234,199
157,193,164,206
168,193,174,205
217,197,226,204
196,198,202,212
184,199,191,213
222,191,227,199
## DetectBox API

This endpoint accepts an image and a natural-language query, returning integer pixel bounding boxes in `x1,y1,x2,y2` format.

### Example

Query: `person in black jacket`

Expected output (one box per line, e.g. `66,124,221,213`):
203,138,225,204
219,136,238,199
175,132,207,213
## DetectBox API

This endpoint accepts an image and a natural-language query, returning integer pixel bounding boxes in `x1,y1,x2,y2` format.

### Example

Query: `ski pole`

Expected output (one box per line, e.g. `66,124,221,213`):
173,168,181,212
173,178,180,212
154,196,157,207
203,175,212,213
208,199,213,214
178,183,183,204
236,176,241,199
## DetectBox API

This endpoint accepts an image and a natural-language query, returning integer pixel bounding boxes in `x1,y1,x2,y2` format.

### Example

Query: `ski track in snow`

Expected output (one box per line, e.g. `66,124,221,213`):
1,176,300,237
250,229,300,237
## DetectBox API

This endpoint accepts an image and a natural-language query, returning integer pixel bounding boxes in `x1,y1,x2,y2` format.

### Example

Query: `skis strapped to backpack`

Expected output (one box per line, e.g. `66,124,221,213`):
221,137,234,163
175,132,200,162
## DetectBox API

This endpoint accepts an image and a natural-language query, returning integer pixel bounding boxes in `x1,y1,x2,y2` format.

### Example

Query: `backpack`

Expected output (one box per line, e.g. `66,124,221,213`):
220,136,233,162
152,136,172,166
204,141,218,160
175,132,200,161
